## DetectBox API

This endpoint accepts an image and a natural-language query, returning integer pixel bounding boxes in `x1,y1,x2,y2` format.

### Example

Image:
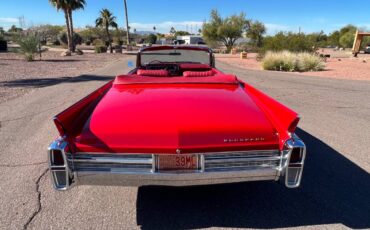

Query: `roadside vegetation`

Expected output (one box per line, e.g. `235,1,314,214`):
202,10,250,52
262,51,325,72
95,9,118,53
49,0,86,54
17,34,39,61
1,2,369,72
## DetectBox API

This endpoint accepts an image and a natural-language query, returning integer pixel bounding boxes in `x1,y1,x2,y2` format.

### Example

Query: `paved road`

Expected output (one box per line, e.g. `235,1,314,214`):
0,57,369,230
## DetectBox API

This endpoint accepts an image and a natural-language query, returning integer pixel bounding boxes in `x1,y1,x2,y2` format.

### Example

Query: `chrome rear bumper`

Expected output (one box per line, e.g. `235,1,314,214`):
48,136,306,191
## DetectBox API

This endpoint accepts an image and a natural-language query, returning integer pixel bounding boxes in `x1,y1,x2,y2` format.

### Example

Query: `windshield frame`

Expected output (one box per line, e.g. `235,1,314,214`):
136,46,215,68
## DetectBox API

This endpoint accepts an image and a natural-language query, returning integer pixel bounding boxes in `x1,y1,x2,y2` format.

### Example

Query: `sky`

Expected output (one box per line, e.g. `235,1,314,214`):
0,0,369,34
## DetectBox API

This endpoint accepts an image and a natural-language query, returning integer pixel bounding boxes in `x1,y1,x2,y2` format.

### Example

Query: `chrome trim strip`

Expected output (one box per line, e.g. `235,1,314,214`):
47,138,72,191
72,157,153,164
205,156,281,163
48,138,306,190
76,169,277,187
284,134,306,188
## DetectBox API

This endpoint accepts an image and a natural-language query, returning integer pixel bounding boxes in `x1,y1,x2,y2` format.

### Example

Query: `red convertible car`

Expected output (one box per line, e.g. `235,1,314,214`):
48,46,306,191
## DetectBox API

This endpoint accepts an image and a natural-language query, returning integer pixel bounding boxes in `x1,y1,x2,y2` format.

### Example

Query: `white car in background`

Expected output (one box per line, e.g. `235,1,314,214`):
365,44,370,54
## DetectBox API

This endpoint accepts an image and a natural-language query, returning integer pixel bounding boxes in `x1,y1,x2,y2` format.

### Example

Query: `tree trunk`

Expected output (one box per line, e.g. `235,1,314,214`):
63,10,72,52
68,9,76,52
106,27,112,53
123,0,130,45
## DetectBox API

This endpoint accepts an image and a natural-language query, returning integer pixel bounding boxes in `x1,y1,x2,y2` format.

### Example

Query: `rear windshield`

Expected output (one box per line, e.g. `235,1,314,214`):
140,49,210,66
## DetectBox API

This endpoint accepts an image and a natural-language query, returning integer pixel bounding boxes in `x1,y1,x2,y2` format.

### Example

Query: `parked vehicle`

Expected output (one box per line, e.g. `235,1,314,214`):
365,44,370,54
172,39,186,45
48,46,306,191
176,35,205,45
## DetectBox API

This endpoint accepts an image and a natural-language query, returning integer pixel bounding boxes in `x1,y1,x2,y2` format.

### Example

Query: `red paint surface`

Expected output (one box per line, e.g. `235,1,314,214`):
54,66,300,154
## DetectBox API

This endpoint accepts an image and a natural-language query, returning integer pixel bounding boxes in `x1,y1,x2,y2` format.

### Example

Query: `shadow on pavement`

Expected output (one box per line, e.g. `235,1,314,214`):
136,129,370,229
0,74,114,88
36,59,84,63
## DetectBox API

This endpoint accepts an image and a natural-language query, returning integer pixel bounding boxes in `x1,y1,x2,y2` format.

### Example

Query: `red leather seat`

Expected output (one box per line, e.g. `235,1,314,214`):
137,69,169,77
183,70,215,77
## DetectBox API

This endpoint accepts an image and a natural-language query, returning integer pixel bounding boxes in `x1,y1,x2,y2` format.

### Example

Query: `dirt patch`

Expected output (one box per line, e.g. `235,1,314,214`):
0,51,125,103
216,52,370,81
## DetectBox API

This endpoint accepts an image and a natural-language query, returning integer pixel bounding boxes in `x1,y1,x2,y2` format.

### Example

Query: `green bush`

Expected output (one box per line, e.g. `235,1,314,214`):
58,32,82,46
18,35,39,61
262,51,325,72
52,39,60,46
145,34,157,44
92,38,104,46
94,45,107,53
339,31,355,48
75,49,84,55
113,37,123,46
263,32,315,53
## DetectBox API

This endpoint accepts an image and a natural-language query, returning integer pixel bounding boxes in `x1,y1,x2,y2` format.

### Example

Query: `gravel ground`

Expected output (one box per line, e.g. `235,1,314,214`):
0,51,126,103
216,52,370,81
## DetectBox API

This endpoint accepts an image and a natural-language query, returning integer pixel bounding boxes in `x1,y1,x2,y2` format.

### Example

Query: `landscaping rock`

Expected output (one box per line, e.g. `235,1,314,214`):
60,50,72,57
76,49,84,55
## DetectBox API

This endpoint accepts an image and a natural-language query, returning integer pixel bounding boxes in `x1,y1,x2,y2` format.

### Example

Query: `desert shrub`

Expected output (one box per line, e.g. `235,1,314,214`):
262,51,297,71
262,51,325,72
94,45,107,53
75,49,84,55
145,34,157,44
113,37,123,46
18,35,39,61
51,39,60,46
92,38,105,46
58,32,83,46
263,32,315,53
297,52,325,71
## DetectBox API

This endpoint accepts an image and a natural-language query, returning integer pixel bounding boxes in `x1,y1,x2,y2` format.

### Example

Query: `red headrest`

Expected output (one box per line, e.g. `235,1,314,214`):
183,70,215,77
137,69,169,77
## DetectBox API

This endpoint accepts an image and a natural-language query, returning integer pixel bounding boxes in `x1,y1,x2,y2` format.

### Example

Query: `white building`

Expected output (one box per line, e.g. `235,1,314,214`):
176,35,205,45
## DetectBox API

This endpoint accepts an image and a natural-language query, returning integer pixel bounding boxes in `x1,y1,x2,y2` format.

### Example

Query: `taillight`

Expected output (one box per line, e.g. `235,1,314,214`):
50,149,64,166
48,139,72,190
289,147,303,164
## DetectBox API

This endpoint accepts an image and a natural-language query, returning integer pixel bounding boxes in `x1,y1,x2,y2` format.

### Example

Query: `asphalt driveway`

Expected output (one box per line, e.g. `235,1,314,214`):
0,57,369,229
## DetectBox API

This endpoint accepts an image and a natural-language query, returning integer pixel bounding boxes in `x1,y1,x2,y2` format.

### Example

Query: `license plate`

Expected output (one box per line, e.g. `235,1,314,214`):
158,155,198,171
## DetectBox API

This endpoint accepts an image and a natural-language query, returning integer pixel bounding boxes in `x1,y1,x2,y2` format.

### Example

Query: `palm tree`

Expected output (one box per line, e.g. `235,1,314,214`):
153,26,156,33
67,0,86,51
123,0,130,45
96,9,118,53
49,0,85,52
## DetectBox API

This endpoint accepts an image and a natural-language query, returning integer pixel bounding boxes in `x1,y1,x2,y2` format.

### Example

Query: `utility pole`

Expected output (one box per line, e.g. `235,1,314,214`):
123,0,130,46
